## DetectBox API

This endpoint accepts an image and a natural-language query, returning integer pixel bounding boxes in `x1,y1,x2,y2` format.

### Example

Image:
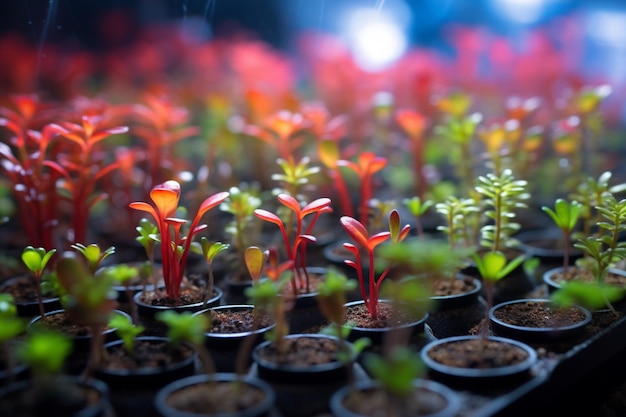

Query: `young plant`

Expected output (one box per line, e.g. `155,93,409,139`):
573,194,626,314
108,313,145,354
551,280,625,313
134,217,158,292
15,328,72,384
403,196,434,239
55,253,118,373
475,168,529,253
21,246,57,317
541,198,583,275
435,195,480,253
395,109,428,200
71,243,115,274
46,115,129,244
473,251,525,337
254,193,332,296
318,139,354,218
192,237,230,307
129,180,229,300
337,152,387,227
271,156,320,202
340,209,410,320
219,184,262,283
156,310,213,373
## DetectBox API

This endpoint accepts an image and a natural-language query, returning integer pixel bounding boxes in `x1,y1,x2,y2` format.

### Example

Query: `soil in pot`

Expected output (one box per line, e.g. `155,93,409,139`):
547,267,626,288
345,302,420,329
0,274,61,316
335,381,458,417
98,339,195,375
255,335,341,368
0,376,109,417
206,308,273,334
166,380,267,414
489,299,592,345
427,337,529,369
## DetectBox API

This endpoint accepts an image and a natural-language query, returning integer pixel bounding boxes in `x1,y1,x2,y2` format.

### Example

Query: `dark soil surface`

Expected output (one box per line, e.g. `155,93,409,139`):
166,381,266,414
256,336,341,367
0,275,55,303
205,309,273,333
427,338,529,369
99,339,194,371
493,301,588,328
341,385,448,417
38,311,94,337
139,288,217,307
549,268,626,286
432,276,476,296
0,382,102,417
345,302,421,329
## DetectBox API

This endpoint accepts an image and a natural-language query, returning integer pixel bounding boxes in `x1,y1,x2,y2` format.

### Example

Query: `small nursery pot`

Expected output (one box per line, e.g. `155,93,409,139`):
154,373,275,417
28,309,131,353
93,336,197,389
343,300,429,346
133,287,223,319
193,305,275,373
0,375,110,417
489,298,592,343
429,275,483,311
421,335,537,389
329,378,462,417
0,274,62,317
543,266,626,295
252,333,356,384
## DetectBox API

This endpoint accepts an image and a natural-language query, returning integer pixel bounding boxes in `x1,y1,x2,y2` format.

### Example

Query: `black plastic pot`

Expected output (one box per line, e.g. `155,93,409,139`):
192,305,275,373
329,378,462,417
543,266,626,295
0,375,110,417
0,274,62,317
251,333,357,417
134,287,224,319
154,373,275,417
489,298,592,343
343,300,429,346
420,335,537,389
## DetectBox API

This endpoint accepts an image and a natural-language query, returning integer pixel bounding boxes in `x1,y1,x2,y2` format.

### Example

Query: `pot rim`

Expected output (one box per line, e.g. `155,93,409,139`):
133,286,224,311
329,378,462,417
193,304,276,339
154,373,275,417
489,298,592,334
343,299,429,333
429,275,483,301
252,333,356,374
28,309,131,340
421,335,537,379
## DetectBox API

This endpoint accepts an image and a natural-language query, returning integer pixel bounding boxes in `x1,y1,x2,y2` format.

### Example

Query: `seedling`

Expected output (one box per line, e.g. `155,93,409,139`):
340,209,410,320
15,328,72,384
21,246,57,317
71,243,115,274
403,196,434,239
192,237,229,306
0,294,24,382
255,193,331,296
541,198,582,275
156,310,212,373
129,180,229,300
108,313,145,354
551,280,625,312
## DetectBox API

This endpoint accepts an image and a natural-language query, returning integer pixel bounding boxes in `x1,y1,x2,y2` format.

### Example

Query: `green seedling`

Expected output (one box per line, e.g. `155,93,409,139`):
192,237,229,307
551,280,625,312
21,246,57,317
71,243,115,274
109,313,144,354
135,217,158,290
365,345,424,398
542,198,583,275
16,328,72,380
473,251,525,338
403,196,434,239
98,263,141,322
435,196,480,252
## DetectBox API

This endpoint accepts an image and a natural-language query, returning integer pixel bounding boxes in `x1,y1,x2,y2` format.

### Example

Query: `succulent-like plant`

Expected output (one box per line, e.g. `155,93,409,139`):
108,313,145,354
542,198,583,275
129,180,229,300
21,246,57,317
192,237,229,307
403,196,434,239
71,243,115,275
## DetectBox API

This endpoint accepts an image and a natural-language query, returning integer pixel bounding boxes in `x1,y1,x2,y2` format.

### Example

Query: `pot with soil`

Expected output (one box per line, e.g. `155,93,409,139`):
192,305,275,373
252,333,357,417
329,378,461,417
489,298,592,343
0,375,110,417
515,228,583,279
420,335,537,389
0,274,62,317
93,336,197,417
425,274,485,338
343,300,429,346
543,266,626,295
154,373,275,417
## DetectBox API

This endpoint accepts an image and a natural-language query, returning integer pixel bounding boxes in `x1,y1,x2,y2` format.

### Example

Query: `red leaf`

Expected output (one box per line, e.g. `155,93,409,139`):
340,216,369,248
254,209,283,227
278,193,301,215
301,198,331,217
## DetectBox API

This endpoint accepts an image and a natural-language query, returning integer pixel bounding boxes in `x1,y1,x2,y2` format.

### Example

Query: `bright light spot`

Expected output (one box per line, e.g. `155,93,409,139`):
491,0,550,25
344,8,409,72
